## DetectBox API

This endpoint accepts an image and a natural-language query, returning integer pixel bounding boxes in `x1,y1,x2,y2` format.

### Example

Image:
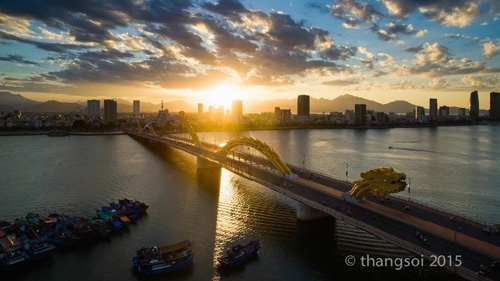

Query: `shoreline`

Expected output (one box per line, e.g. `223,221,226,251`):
0,131,126,136
0,121,498,136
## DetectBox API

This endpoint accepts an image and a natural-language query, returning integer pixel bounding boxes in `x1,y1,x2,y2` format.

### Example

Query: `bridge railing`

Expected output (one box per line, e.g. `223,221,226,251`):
308,201,486,281
389,194,490,227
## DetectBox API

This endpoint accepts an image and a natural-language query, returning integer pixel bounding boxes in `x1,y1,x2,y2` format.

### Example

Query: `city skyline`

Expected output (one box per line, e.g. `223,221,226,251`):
0,0,499,109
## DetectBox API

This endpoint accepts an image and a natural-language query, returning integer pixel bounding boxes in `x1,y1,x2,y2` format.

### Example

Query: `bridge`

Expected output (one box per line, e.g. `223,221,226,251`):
125,116,500,281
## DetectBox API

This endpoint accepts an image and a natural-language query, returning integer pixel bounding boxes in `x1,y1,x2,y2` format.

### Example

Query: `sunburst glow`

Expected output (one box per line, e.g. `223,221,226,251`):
204,84,243,109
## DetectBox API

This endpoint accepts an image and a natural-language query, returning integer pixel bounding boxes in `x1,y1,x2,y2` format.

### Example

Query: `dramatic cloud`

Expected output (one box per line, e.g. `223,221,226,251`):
483,40,500,59
0,0,498,105
381,0,482,27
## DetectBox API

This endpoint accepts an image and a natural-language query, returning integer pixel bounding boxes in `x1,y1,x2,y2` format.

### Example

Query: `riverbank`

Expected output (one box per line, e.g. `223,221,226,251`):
0,131,126,136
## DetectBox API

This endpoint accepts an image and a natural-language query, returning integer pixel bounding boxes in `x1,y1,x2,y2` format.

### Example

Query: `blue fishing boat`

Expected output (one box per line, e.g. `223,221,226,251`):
96,210,123,232
118,198,149,216
217,240,260,268
23,237,56,261
132,240,194,275
0,236,31,271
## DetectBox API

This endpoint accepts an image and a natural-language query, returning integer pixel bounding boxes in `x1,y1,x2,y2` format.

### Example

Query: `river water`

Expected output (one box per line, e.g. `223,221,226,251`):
0,125,499,281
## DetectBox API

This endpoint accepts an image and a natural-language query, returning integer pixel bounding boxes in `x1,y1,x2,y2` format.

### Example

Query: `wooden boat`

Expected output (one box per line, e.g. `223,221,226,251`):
217,240,260,268
132,240,194,275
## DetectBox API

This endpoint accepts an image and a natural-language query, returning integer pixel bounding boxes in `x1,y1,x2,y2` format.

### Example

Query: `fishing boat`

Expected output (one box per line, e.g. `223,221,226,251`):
217,240,260,268
23,237,56,261
118,198,149,215
132,240,194,275
0,235,31,271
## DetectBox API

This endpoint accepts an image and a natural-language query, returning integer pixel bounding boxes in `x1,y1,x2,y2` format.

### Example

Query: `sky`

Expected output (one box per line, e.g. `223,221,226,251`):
0,0,499,110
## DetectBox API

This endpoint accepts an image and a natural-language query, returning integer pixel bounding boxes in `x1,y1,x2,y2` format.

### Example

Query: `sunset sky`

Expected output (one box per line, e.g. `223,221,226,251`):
0,0,499,110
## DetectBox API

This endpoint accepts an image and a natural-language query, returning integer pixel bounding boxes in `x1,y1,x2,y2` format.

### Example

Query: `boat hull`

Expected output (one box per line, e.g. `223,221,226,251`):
217,240,260,268
131,240,194,276
132,253,194,275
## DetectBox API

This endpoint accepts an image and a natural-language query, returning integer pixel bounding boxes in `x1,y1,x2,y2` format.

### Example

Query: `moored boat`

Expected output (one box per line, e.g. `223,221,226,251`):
217,240,260,268
23,237,56,260
132,240,194,275
0,235,31,271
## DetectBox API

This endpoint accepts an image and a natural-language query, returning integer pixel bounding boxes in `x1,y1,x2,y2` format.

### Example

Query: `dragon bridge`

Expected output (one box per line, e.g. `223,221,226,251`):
218,137,295,177
349,167,407,199
170,114,201,146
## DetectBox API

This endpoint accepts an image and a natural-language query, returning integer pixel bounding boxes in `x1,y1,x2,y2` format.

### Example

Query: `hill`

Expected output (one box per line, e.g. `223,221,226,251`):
0,91,40,109
0,92,196,113
0,91,476,115
244,94,416,114
24,100,83,113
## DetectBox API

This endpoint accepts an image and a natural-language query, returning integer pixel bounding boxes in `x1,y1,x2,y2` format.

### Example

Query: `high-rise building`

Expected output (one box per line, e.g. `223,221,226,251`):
157,100,170,128
439,106,450,118
354,104,366,126
133,100,140,118
198,103,203,119
414,106,425,122
87,99,100,117
104,99,117,123
490,92,500,121
297,95,310,122
429,98,437,121
274,107,291,124
231,100,243,123
157,109,170,128
469,90,479,119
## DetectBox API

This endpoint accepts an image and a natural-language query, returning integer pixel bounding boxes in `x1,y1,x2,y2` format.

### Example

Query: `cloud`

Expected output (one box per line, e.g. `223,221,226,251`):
405,42,450,63
331,0,382,24
403,42,487,78
0,30,90,53
0,12,33,36
429,78,451,89
381,0,482,27
0,54,40,66
461,75,500,88
322,79,361,86
0,0,497,100
201,0,248,22
483,40,500,59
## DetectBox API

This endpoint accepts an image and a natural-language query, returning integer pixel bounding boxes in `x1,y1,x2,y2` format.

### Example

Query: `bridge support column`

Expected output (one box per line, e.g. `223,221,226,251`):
295,201,328,221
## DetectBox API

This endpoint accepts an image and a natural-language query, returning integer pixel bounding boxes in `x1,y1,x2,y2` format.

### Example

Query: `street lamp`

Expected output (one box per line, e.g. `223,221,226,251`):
407,178,411,201
346,162,348,182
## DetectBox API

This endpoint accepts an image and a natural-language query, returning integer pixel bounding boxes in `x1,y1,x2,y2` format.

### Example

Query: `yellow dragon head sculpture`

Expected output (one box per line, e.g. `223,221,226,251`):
349,167,407,199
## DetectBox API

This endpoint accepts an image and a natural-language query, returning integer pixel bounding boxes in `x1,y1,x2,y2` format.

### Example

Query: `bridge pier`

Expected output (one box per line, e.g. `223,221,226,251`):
295,201,328,221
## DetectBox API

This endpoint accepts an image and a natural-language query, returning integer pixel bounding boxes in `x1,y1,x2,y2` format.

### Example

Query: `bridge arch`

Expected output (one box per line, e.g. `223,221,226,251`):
172,115,201,145
218,137,295,176
155,115,201,146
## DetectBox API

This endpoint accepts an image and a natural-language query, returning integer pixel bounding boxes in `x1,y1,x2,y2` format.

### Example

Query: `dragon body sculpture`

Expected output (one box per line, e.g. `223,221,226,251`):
349,167,407,199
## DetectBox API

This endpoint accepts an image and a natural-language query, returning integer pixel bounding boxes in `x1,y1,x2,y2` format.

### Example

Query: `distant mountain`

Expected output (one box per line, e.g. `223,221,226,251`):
0,91,478,115
24,100,83,113
116,99,196,113
244,94,417,114
0,92,197,113
0,91,40,109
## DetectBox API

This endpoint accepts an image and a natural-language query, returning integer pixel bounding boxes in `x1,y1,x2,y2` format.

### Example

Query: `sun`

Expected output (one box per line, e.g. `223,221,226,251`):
204,83,242,109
